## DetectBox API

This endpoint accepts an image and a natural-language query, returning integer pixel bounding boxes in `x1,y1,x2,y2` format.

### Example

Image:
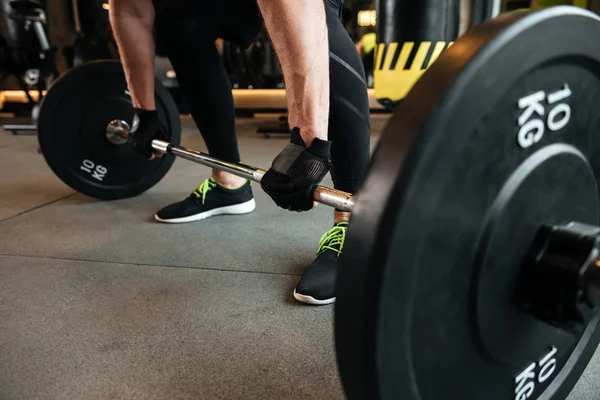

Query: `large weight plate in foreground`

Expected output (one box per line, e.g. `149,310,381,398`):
336,7,600,400
38,60,181,200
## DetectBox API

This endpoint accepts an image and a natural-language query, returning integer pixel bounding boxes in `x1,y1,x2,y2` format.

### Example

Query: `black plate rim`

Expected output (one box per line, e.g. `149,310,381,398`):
335,6,600,400
38,60,181,200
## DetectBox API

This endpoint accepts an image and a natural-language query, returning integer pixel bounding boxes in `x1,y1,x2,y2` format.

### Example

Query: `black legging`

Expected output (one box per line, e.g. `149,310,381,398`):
325,0,371,195
157,0,370,195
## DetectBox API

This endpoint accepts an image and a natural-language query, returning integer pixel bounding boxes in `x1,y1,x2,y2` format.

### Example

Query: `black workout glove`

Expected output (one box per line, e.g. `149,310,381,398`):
128,108,169,159
261,127,332,211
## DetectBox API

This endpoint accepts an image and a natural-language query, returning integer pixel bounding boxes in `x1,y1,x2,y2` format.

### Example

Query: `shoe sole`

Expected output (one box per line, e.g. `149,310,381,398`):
154,199,256,224
293,289,336,305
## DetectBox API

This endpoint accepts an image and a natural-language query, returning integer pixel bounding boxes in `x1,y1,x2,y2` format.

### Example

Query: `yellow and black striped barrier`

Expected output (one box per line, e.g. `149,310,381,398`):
373,0,596,109
374,40,453,108
374,0,459,109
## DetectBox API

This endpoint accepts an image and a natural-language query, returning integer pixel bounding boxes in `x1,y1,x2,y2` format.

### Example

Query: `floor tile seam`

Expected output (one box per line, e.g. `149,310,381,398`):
0,253,301,277
0,193,77,224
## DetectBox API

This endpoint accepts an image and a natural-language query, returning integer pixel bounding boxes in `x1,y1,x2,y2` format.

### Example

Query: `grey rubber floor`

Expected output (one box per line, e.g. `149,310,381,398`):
0,115,598,400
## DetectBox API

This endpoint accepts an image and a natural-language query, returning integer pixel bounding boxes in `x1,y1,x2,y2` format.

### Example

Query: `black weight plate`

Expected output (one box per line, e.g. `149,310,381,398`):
336,6,600,400
38,60,181,200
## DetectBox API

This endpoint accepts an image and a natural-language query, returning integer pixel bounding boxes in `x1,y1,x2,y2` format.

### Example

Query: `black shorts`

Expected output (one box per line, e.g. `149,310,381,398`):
155,0,262,51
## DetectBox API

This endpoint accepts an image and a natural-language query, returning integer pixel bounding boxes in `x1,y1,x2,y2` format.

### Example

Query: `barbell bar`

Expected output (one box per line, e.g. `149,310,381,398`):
105,119,357,212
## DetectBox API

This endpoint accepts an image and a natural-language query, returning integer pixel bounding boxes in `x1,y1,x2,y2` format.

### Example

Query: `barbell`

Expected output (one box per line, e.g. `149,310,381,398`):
33,6,600,400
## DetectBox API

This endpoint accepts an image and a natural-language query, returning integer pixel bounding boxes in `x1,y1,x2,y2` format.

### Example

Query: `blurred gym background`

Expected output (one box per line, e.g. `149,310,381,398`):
0,0,385,124
0,0,597,128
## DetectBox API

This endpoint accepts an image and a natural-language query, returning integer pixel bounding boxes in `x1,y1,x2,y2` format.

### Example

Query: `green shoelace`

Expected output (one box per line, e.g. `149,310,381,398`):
193,178,218,205
317,222,348,257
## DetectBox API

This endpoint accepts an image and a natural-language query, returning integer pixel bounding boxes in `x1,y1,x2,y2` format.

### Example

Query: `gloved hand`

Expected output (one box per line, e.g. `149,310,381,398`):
261,127,332,211
128,108,169,159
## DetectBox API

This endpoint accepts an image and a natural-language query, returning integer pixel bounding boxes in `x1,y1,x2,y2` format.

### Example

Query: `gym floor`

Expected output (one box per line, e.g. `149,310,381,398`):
0,115,599,399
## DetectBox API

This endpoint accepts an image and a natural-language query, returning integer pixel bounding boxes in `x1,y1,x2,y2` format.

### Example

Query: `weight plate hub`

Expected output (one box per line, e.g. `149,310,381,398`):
38,60,181,200
336,7,600,400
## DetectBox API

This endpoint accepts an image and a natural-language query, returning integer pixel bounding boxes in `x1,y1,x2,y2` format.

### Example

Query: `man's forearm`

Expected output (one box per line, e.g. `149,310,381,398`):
109,0,156,110
257,0,329,146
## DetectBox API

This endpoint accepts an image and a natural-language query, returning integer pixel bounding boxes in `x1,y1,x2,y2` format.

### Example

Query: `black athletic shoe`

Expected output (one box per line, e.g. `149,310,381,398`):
155,178,255,223
293,221,348,305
